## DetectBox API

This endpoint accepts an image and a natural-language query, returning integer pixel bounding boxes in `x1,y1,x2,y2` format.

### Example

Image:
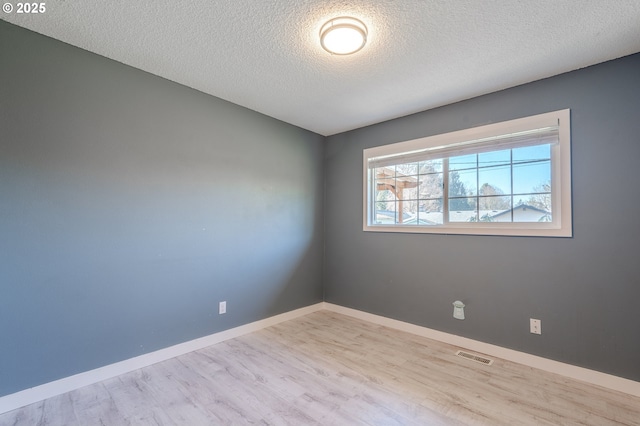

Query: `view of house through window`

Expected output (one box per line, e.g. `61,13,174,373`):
364,110,571,237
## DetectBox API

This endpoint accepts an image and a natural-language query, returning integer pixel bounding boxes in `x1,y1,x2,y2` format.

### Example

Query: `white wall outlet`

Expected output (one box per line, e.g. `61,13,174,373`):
219,301,227,315
530,318,541,335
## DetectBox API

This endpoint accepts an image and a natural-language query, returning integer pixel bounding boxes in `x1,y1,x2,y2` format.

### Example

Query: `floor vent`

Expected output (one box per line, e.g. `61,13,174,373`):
455,350,494,366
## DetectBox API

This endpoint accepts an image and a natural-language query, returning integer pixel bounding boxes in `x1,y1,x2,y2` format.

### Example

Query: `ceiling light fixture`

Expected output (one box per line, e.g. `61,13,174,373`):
320,17,368,55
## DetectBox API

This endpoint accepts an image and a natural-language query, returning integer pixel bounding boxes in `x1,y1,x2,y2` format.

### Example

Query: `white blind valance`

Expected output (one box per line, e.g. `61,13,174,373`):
368,126,559,169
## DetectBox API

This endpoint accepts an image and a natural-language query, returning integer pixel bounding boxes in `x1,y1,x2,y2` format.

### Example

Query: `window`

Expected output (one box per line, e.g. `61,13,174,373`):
363,109,572,237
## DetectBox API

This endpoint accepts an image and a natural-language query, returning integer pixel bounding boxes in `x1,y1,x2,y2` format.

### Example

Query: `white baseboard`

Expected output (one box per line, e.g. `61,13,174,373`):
3,301,639,415
0,303,325,415
322,302,640,398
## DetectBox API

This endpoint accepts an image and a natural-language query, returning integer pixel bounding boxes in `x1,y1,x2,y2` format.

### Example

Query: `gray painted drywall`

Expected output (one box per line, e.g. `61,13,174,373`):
324,53,640,382
0,21,324,397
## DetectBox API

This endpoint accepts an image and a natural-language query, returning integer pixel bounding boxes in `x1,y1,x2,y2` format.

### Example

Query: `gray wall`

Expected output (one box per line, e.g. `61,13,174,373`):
324,53,640,382
0,21,324,397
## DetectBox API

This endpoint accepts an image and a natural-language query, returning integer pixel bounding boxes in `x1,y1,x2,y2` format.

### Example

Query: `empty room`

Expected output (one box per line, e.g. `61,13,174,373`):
1,1,640,425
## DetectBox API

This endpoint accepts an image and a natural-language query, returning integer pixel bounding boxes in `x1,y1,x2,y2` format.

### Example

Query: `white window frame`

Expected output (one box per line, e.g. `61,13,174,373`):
363,109,572,237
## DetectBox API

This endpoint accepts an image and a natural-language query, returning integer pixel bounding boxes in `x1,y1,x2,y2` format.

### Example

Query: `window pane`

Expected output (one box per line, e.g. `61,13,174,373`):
396,162,418,175
479,196,512,222
513,204,552,223
419,207,443,225
374,182,394,217
374,208,395,224
513,161,550,194
535,192,551,213
400,199,419,224
378,200,396,224
479,149,510,168
375,166,395,182
449,169,477,196
420,198,443,212
402,187,418,200
478,164,511,195
419,173,443,198
513,144,550,162
449,154,476,171
375,189,394,202
449,198,477,222
419,159,442,174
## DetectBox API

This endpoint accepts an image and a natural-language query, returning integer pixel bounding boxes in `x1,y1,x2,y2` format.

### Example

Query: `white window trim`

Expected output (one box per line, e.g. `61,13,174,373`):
363,109,572,237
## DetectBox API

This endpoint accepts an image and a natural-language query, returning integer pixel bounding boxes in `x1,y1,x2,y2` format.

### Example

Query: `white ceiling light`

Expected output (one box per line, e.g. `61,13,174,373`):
320,17,368,55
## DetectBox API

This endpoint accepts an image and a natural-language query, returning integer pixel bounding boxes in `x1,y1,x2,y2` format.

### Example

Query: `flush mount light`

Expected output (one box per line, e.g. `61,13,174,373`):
320,17,368,55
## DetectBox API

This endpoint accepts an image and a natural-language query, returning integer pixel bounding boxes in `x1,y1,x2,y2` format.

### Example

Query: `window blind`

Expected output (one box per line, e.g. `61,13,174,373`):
368,126,559,169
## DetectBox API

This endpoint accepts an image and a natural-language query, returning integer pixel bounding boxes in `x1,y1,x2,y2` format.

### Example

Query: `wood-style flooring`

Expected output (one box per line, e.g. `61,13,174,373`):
2,310,639,425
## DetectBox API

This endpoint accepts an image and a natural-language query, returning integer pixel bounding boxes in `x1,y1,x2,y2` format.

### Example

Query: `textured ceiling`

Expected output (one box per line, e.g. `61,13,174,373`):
3,1,640,136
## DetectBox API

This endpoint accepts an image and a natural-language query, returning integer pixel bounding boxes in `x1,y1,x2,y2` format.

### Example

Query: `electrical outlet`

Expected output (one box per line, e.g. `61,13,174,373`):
219,301,227,315
530,318,541,335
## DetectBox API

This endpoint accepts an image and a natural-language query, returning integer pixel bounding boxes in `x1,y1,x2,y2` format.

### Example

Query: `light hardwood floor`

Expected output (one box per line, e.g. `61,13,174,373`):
2,311,639,425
